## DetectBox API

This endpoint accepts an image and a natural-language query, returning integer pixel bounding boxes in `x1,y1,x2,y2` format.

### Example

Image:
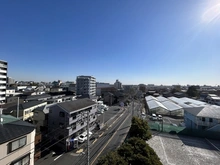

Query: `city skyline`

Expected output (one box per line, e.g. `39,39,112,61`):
1,0,220,86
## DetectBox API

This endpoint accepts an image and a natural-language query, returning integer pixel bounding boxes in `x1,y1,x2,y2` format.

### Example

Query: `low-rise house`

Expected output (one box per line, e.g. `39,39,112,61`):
206,94,220,105
3,101,47,121
48,98,97,151
184,105,220,131
0,113,36,165
50,87,63,93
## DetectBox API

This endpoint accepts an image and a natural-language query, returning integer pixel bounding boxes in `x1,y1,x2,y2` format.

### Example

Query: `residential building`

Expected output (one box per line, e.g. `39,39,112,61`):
48,98,97,151
3,101,47,121
0,113,35,165
96,82,111,96
76,76,96,96
206,94,220,105
184,105,220,131
0,60,7,104
7,77,15,86
50,87,63,93
114,79,123,90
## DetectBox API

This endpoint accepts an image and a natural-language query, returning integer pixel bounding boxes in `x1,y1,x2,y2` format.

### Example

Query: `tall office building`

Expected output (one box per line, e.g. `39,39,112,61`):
0,60,7,104
76,76,96,96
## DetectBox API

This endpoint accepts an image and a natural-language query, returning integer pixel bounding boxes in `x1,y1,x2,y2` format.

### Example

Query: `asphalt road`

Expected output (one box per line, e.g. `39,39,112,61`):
35,103,142,165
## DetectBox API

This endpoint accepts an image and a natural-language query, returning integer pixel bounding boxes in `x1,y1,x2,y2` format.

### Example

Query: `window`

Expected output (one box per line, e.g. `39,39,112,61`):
59,123,64,129
59,112,65,117
209,118,213,122
202,117,205,121
11,154,30,165
8,137,27,153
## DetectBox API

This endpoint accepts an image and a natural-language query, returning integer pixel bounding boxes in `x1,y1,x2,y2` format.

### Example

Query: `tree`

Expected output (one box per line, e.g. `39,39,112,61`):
117,137,162,165
96,151,127,165
187,86,199,98
129,117,152,140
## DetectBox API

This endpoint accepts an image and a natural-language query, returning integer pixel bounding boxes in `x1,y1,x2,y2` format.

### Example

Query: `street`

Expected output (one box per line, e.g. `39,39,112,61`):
36,102,141,165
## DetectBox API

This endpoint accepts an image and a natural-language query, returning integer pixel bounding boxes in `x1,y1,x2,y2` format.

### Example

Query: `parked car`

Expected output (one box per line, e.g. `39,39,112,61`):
78,131,93,143
151,114,157,120
158,115,163,121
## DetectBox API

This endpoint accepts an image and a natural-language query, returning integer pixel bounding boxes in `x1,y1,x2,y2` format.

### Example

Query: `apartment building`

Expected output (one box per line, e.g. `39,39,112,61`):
76,76,96,96
0,60,7,104
0,113,36,165
114,79,123,90
48,98,97,151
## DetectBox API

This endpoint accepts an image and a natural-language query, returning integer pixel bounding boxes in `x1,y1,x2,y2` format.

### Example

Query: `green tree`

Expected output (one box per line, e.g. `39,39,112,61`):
187,86,199,98
129,117,152,140
117,137,162,165
96,151,127,165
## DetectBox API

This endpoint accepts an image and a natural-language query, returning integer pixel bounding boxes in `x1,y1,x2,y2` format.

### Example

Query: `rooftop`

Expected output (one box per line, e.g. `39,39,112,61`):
57,98,96,113
185,105,220,119
0,115,35,144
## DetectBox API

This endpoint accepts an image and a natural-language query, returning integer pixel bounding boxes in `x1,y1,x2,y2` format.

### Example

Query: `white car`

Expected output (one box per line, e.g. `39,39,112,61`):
158,115,162,120
78,131,93,143
152,114,157,120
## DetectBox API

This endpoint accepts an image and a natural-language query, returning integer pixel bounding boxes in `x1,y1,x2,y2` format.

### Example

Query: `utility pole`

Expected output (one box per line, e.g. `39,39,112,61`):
17,97,19,118
132,98,134,117
87,110,90,165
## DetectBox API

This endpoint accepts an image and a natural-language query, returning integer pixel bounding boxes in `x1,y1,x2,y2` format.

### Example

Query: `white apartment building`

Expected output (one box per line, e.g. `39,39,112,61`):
0,60,7,104
114,79,123,90
0,113,36,165
76,76,96,96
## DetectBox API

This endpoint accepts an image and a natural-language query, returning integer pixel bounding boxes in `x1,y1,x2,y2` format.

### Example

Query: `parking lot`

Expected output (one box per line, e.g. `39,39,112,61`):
147,133,220,165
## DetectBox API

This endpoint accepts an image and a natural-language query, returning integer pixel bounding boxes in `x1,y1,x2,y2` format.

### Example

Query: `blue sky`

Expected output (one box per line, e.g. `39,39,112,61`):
0,0,220,85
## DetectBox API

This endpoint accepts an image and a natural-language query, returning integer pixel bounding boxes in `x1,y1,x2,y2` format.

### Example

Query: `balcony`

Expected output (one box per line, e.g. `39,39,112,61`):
0,86,6,89
0,91,5,95
0,80,6,84
0,69,7,73
0,63,7,68
0,75,6,79
0,97,5,100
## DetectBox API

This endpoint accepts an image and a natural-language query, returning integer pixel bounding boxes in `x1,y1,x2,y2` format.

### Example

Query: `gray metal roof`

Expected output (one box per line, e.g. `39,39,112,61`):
185,105,220,119
145,96,158,102
157,96,169,102
0,115,35,144
57,98,96,113
147,100,167,110
162,100,183,111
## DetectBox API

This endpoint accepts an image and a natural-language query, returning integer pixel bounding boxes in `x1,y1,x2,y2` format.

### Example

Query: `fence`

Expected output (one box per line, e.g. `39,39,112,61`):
148,121,220,140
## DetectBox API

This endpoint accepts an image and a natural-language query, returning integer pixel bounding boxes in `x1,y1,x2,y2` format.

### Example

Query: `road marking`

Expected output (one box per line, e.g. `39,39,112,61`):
91,112,130,165
54,154,63,161
76,149,84,154
92,139,97,144
159,137,175,165
99,132,104,137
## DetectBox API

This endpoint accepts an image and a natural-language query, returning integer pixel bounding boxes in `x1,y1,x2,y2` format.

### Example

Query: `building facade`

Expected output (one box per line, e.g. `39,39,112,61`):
0,60,7,104
76,76,96,96
114,79,123,90
48,98,97,151
184,105,220,131
0,114,35,165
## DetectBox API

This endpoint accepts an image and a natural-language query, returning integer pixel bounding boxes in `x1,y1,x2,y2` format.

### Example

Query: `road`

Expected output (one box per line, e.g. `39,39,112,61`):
36,103,141,165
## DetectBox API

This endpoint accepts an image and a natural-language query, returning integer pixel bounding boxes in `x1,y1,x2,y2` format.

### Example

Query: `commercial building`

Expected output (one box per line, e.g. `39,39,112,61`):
0,113,36,165
0,60,7,104
76,76,96,96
